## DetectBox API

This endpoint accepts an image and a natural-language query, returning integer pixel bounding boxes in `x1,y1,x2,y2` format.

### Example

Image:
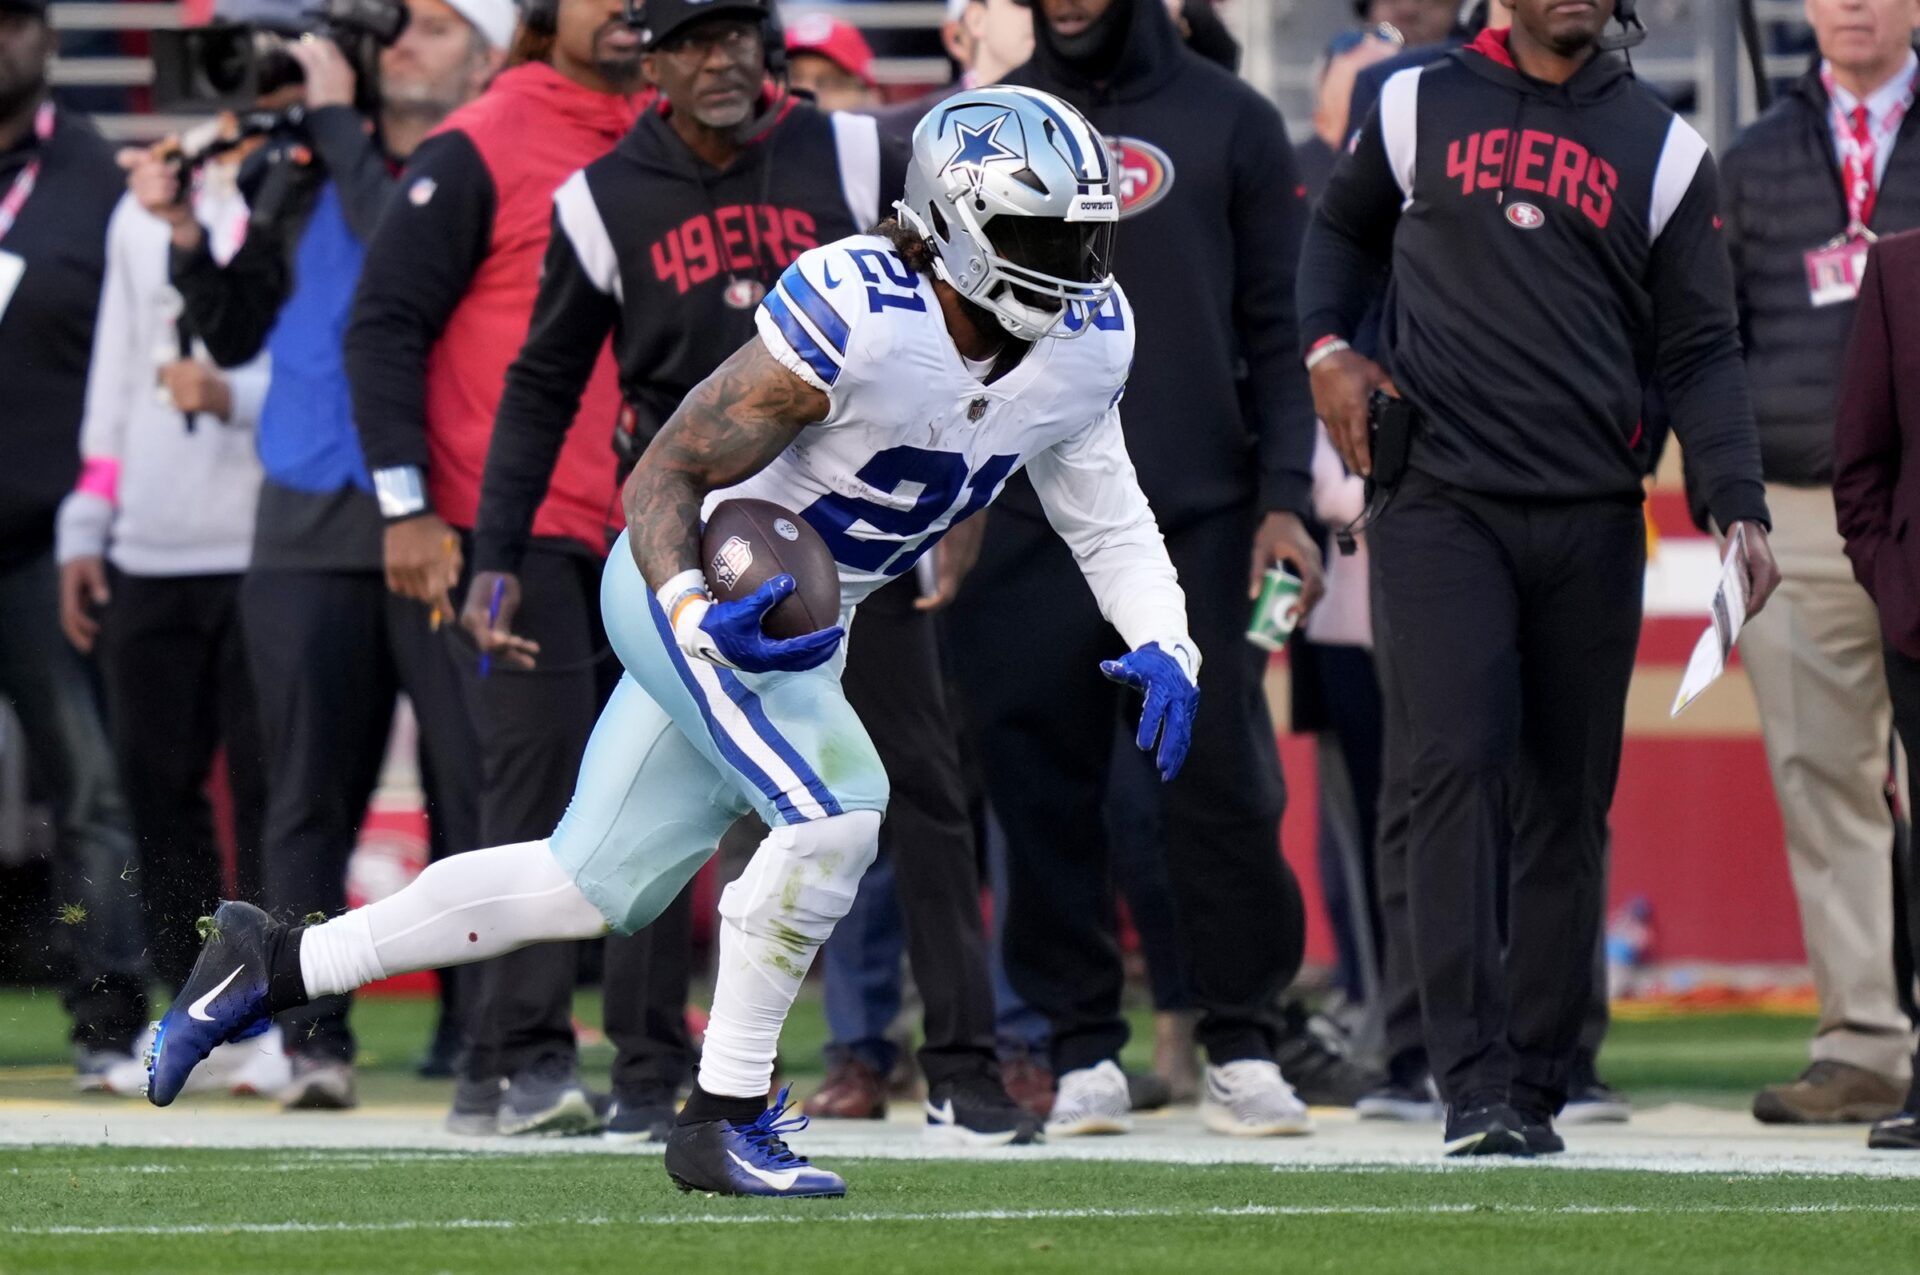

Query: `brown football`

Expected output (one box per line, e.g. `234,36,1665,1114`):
700,499,842,639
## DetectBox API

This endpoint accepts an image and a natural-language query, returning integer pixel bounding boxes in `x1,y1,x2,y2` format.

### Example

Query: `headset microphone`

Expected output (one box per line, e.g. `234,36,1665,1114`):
1596,0,1646,52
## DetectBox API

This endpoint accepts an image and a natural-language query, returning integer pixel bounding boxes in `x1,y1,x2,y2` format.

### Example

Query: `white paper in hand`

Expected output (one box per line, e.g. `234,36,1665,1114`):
1671,524,1752,717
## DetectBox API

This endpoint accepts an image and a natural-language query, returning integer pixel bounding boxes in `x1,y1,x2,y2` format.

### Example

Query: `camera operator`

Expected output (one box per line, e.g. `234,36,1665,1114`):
120,0,511,1110
345,0,647,1137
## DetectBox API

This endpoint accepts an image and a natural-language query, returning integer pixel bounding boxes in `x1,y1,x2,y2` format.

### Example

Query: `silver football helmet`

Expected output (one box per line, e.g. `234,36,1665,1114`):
898,85,1118,342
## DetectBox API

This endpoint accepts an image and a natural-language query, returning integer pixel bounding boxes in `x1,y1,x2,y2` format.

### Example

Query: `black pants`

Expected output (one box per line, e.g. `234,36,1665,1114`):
841,576,998,1085
0,552,146,1050
451,539,674,1087
98,570,266,992
1877,641,1920,1110
1370,472,1642,1111
243,567,480,1063
950,502,1304,1072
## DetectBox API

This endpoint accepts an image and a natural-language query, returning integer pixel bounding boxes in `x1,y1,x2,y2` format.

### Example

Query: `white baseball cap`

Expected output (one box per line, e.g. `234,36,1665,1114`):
445,0,516,50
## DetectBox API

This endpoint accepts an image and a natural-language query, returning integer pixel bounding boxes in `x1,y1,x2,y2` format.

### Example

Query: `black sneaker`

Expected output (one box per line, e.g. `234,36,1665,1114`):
1356,1055,1443,1122
606,1085,677,1144
925,1071,1041,1147
1561,1054,1630,1125
1273,1004,1384,1107
445,1075,503,1136
499,1055,603,1136
1127,1070,1172,1113
1442,1102,1531,1157
1514,1104,1566,1155
1869,1111,1920,1150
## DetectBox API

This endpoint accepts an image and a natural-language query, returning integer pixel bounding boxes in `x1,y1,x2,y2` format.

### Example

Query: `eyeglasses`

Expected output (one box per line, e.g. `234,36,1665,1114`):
1321,22,1406,62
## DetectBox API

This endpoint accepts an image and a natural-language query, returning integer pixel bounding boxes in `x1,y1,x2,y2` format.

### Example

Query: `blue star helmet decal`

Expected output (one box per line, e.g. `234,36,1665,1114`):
940,111,1024,193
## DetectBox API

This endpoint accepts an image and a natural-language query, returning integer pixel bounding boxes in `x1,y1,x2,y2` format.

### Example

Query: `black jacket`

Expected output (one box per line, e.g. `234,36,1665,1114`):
1299,30,1767,531
1721,66,1920,486
0,106,123,569
999,0,1315,526
472,100,907,573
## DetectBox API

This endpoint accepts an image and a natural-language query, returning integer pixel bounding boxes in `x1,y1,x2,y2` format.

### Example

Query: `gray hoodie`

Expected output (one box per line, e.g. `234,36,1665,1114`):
56,189,266,575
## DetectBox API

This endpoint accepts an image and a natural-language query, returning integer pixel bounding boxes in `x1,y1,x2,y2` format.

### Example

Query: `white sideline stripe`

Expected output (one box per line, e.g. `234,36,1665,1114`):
16,1202,1920,1237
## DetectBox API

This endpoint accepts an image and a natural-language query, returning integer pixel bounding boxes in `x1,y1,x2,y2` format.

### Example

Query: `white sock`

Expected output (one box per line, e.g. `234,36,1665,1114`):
698,812,880,1098
299,839,608,999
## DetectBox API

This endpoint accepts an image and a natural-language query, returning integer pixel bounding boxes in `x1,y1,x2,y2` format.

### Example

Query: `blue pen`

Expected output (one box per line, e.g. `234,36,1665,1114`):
479,576,505,678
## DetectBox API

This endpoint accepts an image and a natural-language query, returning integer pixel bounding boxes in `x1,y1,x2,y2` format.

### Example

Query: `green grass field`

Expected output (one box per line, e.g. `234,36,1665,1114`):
5,1151,1919,1275
5,989,1913,1274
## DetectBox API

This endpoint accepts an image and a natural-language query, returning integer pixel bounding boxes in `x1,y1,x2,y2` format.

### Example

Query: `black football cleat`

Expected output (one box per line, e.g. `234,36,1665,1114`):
146,902,279,1106
664,1086,846,1198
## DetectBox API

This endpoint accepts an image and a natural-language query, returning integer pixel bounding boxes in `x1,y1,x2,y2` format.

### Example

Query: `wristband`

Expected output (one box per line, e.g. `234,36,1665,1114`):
372,465,428,520
1304,337,1350,372
655,568,718,654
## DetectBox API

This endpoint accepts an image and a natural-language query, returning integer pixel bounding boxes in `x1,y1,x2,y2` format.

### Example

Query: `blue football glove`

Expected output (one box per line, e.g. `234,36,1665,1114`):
1100,641,1199,782
694,574,844,674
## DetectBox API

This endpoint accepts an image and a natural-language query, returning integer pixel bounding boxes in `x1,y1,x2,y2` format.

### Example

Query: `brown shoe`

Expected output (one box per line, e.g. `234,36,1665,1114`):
1001,1054,1055,1120
1753,1060,1906,1124
1153,1010,1201,1105
803,1058,887,1119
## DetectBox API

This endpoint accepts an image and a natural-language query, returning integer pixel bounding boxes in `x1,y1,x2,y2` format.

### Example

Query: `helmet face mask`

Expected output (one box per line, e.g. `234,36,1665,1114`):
900,86,1119,342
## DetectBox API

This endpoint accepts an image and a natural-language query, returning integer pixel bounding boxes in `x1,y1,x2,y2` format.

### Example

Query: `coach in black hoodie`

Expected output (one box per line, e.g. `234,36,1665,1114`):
947,0,1321,1129
1300,0,1776,1155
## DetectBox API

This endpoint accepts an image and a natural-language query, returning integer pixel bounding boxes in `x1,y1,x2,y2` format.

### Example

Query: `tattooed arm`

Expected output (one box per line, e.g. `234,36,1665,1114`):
623,336,831,590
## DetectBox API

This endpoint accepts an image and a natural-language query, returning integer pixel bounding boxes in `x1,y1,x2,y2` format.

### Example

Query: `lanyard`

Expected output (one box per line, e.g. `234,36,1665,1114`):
1821,64,1916,236
0,101,55,246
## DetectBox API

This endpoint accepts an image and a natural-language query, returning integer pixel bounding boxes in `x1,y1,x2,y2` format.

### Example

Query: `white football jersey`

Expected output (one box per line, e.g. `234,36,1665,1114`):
717,234,1186,649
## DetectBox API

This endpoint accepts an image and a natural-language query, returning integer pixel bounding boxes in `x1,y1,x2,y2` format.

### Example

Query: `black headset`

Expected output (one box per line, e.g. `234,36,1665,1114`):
1598,0,1646,51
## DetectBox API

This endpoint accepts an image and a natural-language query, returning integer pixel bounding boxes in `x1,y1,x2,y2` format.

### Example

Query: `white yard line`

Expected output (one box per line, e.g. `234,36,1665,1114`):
13,1202,1920,1238
6,1103,1920,1178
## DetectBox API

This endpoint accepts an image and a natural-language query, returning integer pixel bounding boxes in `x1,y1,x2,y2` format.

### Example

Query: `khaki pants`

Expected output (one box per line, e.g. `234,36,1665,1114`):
1739,483,1915,1078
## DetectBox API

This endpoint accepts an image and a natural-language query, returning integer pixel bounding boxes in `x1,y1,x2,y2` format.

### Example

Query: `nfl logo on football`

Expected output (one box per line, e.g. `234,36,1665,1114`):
711,535,754,589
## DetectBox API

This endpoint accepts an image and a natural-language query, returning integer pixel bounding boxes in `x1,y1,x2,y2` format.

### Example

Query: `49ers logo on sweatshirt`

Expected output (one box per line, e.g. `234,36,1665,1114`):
1106,137,1175,217
1446,128,1618,230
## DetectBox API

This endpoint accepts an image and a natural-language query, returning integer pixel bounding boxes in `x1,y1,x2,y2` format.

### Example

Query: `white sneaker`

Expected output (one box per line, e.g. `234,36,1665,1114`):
280,1057,357,1110
219,1026,292,1097
1044,1060,1133,1137
1201,1060,1313,1137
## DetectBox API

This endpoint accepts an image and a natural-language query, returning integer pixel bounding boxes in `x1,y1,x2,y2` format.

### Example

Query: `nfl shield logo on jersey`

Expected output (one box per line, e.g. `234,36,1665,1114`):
968,397,989,422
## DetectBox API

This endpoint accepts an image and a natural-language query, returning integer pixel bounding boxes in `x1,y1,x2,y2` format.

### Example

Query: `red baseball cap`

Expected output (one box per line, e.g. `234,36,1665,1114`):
785,13,877,89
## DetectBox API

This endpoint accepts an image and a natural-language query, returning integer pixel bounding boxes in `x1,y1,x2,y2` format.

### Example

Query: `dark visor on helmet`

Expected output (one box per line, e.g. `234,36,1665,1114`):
984,215,1116,293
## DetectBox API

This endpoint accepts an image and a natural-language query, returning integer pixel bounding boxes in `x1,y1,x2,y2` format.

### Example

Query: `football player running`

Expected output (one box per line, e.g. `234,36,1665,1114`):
146,86,1205,1198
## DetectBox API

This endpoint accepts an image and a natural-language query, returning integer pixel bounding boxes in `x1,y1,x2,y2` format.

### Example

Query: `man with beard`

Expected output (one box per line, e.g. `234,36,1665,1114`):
122,0,511,1111
947,0,1322,1139
452,0,1035,1145
0,0,148,1087
346,0,649,1137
